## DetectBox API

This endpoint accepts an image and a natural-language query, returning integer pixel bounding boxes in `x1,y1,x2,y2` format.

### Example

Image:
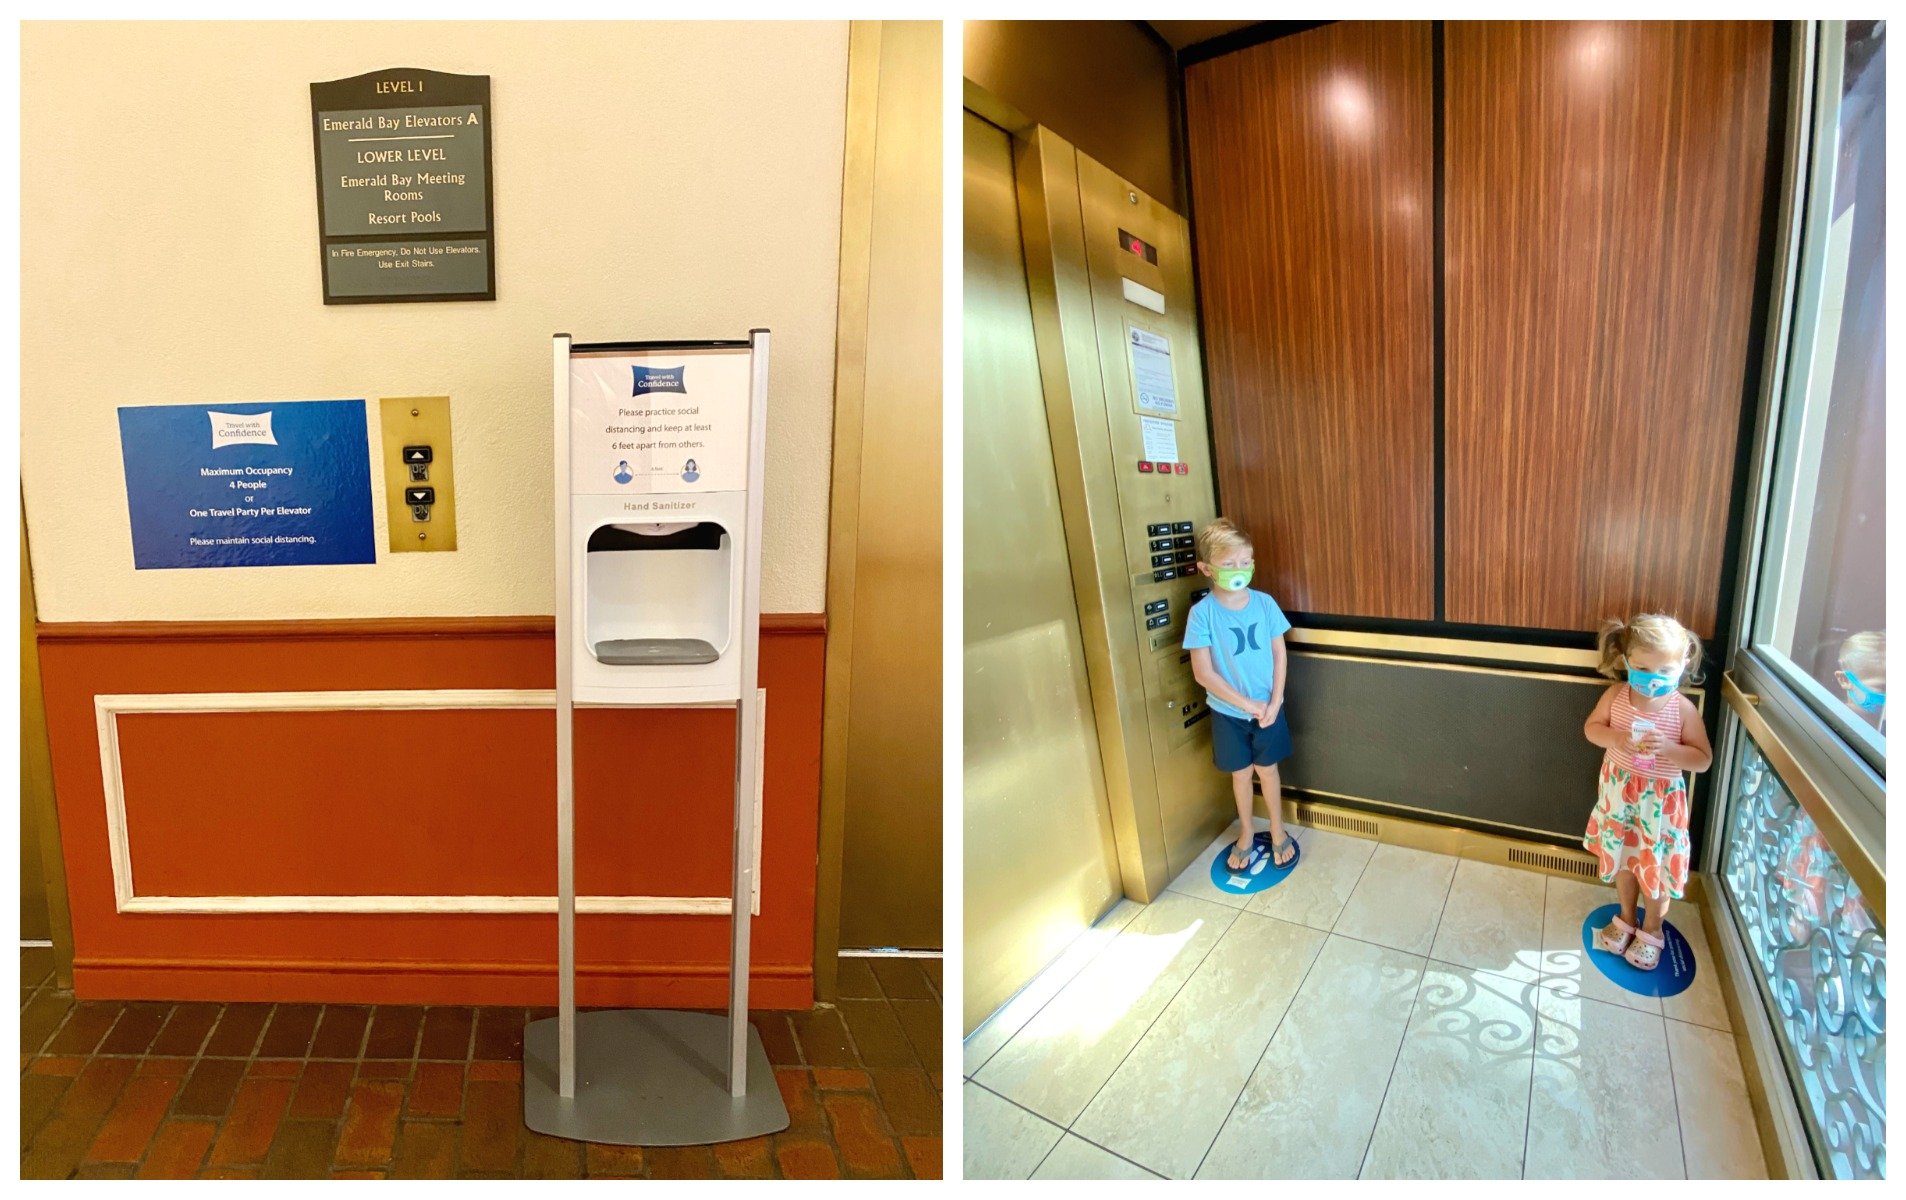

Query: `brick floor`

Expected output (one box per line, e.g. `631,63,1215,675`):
20,951,942,1179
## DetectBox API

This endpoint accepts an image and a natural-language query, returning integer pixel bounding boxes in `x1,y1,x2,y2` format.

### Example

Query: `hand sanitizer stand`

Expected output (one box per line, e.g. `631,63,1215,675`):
522,331,789,1145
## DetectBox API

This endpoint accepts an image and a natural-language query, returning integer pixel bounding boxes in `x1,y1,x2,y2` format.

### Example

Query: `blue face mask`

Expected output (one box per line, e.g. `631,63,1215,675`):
1845,671,1886,713
1627,666,1680,698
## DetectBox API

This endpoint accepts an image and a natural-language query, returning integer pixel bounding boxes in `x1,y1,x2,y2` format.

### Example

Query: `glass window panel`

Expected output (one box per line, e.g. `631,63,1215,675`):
1753,21,1886,765
1720,729,1885,1180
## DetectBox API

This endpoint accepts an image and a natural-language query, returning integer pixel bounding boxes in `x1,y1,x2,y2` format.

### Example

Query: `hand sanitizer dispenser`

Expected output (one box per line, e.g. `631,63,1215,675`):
525,331,787,1147
584,521,732,666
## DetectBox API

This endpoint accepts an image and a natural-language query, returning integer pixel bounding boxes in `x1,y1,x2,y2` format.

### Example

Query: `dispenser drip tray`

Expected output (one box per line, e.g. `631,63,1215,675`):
593,637,720,666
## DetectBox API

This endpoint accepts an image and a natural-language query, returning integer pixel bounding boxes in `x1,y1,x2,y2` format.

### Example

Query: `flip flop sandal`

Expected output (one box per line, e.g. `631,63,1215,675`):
1625,927,1665,971
1253,830,1299,869
1225,839,1264,874
1594,914,1637,955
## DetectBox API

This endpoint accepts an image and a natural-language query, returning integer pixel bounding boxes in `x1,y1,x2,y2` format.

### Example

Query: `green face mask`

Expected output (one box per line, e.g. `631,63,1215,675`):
1214,565,1254,592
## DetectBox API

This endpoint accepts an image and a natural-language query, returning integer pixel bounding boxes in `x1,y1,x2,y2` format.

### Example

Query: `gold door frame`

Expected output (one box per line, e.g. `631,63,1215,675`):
21,510,76,985
815,20,945,994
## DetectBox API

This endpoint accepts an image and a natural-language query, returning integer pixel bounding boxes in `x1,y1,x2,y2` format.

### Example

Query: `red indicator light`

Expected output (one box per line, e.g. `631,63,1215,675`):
1137,460,1153,473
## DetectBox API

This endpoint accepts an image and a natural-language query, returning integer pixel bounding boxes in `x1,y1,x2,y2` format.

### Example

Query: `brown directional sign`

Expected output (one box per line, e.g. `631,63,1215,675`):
310,68,495,304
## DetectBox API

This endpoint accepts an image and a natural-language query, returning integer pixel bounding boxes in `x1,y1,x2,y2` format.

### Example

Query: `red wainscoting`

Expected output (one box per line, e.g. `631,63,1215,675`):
36,616,825,1009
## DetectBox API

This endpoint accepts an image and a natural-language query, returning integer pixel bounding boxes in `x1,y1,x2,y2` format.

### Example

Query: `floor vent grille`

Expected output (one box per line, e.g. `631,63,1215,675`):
1508,847,1598,879
1301,808,1380,838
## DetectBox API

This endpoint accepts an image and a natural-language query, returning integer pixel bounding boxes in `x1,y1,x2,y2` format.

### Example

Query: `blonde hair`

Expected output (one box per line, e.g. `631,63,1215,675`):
1195,518,1253,567
1839,631,1885,681
1597,613,1704,684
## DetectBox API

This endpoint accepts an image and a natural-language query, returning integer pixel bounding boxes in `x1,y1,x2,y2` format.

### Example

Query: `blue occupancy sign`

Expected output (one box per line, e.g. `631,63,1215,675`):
118,400,376,569
1581,903,1697,998
1208,830,1300,895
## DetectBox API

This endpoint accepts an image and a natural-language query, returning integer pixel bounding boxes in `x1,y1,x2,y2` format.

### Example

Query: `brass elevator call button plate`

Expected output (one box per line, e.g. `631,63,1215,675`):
380,397,457,552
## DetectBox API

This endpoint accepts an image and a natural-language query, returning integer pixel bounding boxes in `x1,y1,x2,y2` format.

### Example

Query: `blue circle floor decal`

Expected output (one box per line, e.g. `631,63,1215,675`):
1581,902,1697,998
1208,830,1300,896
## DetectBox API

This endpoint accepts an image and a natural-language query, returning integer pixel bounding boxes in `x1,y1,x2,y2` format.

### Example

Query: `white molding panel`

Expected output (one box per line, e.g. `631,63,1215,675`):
95,687,768,917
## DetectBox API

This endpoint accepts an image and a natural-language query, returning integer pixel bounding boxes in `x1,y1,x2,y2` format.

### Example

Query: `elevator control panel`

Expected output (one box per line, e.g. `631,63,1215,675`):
1014,127,1229,890
1075,152,1225,878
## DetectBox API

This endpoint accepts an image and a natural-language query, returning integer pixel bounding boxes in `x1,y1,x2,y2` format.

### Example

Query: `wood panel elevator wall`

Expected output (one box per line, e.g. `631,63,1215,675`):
1187,19,1771,636
1183,20,1775,843
1185,21,1437,622
1443,21,1771,636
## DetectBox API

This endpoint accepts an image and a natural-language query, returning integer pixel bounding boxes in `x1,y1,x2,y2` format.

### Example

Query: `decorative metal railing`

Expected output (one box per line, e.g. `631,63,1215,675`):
1721,729,1886,1180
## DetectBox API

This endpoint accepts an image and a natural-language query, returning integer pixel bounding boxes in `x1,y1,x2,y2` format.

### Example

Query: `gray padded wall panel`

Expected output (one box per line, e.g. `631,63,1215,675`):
1281,652,1616,841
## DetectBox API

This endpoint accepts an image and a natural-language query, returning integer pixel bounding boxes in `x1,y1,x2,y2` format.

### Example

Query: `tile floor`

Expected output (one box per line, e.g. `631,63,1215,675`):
963,819,1768,1180
21,948,941,1179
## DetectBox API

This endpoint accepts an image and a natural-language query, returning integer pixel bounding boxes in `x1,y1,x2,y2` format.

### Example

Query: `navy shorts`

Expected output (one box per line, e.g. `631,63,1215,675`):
1211,707,1293,773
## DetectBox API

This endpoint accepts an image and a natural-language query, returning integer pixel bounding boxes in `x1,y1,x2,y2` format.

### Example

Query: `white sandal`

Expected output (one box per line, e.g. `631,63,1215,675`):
1625,926,1665,971
1594,913,1637,955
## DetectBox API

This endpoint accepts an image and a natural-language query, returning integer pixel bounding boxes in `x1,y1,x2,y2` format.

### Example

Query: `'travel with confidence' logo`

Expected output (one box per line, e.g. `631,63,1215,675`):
632,365,686,395
208,411,277,449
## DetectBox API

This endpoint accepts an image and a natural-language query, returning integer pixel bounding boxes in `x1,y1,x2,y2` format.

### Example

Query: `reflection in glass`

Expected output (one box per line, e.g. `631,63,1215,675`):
1756,21,1886,758
1721,732,1885,1180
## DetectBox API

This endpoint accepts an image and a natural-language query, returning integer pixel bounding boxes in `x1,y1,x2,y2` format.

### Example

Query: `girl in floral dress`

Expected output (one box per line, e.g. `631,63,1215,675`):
1582,614,1714,970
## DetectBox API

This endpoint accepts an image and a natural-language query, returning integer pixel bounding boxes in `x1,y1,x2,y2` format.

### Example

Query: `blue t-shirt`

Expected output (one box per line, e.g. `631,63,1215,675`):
1182,589,1293,720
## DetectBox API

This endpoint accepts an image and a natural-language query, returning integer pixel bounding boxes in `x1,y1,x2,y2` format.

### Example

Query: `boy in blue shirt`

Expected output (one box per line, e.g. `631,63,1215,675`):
1183,518,1295,871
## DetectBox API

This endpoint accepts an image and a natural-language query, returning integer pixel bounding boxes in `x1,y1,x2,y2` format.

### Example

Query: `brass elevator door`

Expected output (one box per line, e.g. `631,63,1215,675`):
962,110,1124,1034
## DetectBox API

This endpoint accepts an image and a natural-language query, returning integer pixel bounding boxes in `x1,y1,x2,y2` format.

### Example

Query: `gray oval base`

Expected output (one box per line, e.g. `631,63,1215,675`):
522,1010,788,1146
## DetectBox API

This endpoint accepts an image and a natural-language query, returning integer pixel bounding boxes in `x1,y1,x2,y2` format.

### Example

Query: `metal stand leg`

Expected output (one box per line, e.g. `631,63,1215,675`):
727,691,759,1096
522,688,788,1146
556,690,576,1098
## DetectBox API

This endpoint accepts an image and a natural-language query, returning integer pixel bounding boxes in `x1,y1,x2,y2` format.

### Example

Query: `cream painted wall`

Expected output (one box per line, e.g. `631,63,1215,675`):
22,21,847,621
